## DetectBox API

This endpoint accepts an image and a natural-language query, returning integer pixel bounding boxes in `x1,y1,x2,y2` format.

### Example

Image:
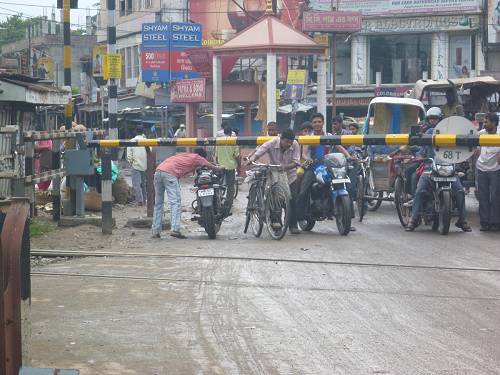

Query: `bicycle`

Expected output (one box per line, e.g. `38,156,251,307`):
243,162,291,240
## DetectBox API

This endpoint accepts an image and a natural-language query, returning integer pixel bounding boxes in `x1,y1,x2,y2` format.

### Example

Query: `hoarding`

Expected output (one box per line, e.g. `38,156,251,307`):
488,0,500,44
303,11,362,32
284,69,307,100
170,78,206,102
169,22,202,81
142,23,170,83
34,56,54,80
92,45,107,78
189,0,303,46
337,0,481,16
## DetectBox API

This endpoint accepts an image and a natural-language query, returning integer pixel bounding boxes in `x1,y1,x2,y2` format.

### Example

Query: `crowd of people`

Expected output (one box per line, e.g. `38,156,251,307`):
124,109,500,239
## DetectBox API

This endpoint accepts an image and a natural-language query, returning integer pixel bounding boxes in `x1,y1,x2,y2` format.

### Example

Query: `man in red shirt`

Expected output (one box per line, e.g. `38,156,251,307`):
152,148,224,239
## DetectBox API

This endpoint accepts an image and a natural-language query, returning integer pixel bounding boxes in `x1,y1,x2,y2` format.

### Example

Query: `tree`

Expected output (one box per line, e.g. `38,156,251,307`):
0,15,32,48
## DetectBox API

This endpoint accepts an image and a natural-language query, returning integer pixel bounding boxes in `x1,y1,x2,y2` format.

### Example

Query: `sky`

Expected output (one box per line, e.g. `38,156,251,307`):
0,0,99,28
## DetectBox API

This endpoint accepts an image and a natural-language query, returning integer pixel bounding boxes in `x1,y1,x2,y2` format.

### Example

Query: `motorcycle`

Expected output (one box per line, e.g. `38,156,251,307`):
191,167,226,239
299,153,352,235
396,158,461,235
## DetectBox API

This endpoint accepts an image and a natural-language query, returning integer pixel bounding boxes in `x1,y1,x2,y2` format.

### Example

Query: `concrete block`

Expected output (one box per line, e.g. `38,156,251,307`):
20,369,79,375
125,216,170,230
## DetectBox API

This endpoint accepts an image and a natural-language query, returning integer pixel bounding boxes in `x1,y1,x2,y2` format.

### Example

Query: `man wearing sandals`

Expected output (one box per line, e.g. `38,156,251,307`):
152,148,224,239
246,129,301,234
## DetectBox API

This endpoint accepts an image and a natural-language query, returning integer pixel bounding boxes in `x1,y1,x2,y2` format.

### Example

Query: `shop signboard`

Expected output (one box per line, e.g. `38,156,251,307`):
169,22,202,81
338,0,481,16
309,0,334,11
362,15,481,34
488,0,500,44
374,86,409,98
284,69,307,100
170,78,206,102
303,11,362,32
142,23,170,83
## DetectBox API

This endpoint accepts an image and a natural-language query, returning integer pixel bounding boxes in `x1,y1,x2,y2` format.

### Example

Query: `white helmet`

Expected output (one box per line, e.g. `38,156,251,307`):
426,107,442,118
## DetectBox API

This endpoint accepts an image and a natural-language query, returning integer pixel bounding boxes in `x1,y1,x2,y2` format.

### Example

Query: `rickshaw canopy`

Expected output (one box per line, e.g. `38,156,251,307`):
364,97,426,135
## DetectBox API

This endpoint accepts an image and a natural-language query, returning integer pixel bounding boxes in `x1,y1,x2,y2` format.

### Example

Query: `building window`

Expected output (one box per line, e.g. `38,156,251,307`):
126,47,132,79
334,37,351,85
119,49,126,87
144,0,152,8
120,0,133,16
120,0,125,16
133,45,140,78
369,34,431,84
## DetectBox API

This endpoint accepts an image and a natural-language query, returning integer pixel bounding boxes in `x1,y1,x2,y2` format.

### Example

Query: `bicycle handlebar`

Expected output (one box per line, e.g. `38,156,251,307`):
251,161,282,168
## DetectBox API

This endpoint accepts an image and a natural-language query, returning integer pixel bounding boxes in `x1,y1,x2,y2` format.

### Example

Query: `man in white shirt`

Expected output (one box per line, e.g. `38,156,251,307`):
127,126,148,206
174,124,186,138
476,113,500,231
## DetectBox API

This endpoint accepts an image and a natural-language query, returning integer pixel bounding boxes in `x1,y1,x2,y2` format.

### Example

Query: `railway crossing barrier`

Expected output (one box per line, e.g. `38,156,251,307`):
86,133,500,234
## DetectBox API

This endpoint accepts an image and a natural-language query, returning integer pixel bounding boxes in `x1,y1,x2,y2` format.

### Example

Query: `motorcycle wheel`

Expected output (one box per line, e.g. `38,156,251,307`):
298,219,316,231
335,195,352,236
265,185,290,240
201,206,218,239
356,175,366,222
394,177,411,228
438,190,452,235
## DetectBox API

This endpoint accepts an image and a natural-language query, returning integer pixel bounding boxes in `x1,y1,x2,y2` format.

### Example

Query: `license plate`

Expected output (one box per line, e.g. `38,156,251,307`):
198,188,214,197
431,177,456,182
333,179,350,183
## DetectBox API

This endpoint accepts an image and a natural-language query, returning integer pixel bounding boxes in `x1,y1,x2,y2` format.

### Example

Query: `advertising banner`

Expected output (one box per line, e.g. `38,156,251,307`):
284,69,307,100
338,0,481,16
170,78,206,102
303,11,362,32
169,22,202,81
92,45,107,78
488,0,500,43
142,23,170,83
35,56,54,80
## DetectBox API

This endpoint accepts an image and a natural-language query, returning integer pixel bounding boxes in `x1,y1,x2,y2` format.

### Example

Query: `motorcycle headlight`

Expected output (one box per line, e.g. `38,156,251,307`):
332,167,346,178
437,165,454,177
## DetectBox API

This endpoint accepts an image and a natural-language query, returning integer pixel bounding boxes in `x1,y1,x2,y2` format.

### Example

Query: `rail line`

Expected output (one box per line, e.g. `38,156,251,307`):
30,271,500,301
31,249,500,273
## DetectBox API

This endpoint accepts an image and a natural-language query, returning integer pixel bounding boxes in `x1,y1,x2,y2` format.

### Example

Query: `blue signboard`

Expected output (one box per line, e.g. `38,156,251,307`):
169,22,202,81
142,23,170,83
141,22,202,83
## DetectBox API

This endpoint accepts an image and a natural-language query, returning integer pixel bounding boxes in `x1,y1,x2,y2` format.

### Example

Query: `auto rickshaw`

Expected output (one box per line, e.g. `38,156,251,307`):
357,97,426,221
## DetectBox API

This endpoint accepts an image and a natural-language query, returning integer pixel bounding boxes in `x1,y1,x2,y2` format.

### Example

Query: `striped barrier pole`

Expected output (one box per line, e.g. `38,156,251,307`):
87,134,500,148
51,139,61,221
107,0,119,158
101,151,113,234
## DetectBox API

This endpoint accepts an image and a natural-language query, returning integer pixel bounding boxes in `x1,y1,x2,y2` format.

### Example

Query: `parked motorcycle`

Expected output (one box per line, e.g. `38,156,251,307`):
192,167,226,239
395,158,461,235
299,153,352,235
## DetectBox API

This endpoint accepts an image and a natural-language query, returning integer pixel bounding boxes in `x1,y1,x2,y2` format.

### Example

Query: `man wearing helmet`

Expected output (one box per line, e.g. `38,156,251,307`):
406,107,472,232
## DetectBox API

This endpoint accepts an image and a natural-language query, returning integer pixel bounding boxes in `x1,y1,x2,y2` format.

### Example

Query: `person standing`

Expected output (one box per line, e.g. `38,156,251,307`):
174,124,186,138
127,126,148,206
215,126,241,215
152,148,224,239
476,113,500,231
247,129,301,234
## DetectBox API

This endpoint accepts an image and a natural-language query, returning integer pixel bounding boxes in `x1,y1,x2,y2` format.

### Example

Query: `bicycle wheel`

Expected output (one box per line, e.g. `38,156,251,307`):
246,183,263,237
265,184,290,240
356,175,366,222
394,176,411,228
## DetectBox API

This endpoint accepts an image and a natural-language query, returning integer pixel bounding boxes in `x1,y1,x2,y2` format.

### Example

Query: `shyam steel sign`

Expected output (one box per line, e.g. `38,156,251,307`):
171,78,206,103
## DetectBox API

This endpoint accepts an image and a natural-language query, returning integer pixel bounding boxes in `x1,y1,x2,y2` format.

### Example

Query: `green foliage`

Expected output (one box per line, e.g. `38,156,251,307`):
0,15,32,48
29,219,55,238
71,86,80,95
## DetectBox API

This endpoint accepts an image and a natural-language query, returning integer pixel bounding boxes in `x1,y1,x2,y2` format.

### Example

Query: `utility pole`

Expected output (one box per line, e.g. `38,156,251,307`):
107,0,118,142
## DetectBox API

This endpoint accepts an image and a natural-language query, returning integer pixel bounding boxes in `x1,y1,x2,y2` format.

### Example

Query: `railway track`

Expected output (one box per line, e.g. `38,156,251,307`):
31,249,500,273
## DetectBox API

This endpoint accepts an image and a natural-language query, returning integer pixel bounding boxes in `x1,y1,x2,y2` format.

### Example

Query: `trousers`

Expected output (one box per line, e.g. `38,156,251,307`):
151,171,182,234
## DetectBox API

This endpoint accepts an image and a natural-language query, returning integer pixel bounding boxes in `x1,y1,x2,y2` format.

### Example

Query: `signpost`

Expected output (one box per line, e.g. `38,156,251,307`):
303,10,362,119
285,69,307,130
